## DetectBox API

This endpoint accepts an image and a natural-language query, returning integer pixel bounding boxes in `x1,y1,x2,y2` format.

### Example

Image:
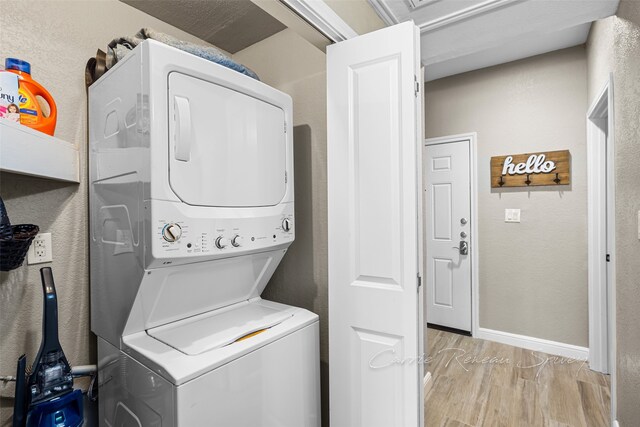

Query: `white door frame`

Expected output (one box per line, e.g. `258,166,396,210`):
586,74,616,422
424,133,479,337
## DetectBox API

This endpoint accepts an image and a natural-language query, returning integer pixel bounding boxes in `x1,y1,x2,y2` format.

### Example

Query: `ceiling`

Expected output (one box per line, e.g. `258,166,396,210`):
121,0,286,54
367,0,620,81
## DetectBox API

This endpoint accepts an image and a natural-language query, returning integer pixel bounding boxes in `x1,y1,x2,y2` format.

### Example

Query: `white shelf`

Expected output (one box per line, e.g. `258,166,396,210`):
0,120,79,183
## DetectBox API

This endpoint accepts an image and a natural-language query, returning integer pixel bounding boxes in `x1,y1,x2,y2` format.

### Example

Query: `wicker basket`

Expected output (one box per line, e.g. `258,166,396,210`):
0,197,39,271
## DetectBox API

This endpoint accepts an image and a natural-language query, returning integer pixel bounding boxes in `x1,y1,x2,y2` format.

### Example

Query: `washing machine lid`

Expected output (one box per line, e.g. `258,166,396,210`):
168,71,287,207
147,301,295,355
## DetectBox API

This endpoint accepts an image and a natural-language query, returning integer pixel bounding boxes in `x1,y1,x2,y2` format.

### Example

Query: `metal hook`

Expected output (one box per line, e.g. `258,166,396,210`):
553,172,561,184
498,175,505,187
525,174,532,186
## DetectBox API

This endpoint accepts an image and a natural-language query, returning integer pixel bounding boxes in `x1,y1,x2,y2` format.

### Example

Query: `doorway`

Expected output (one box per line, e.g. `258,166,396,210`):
423,134,479,335
587,74,616,422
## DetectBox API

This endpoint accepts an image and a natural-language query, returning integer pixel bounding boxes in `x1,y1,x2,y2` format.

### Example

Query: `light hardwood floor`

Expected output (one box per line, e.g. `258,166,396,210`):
424,328,610,427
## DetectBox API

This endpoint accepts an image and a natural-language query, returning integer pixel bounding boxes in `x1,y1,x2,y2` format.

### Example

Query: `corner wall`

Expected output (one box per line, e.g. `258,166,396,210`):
424,46,589,347
588,1,640,424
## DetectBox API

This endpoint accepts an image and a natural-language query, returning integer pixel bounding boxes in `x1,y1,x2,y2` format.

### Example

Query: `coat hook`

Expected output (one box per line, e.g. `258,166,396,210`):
525,174,532,186
498,175,505,187
554,172,561,184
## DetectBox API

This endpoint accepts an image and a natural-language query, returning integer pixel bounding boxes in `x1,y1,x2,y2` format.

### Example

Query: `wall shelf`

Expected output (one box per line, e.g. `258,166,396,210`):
0,120,79,183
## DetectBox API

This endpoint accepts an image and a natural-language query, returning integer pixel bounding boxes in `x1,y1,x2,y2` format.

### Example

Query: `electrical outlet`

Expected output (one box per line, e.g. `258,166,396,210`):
27,233,53,264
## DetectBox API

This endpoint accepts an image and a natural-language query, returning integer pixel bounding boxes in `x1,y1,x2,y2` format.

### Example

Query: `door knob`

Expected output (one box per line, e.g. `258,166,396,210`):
452,241,469,255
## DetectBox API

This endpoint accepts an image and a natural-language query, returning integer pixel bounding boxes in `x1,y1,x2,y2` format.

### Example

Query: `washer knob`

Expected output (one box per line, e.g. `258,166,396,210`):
215,236,230,249
162,223,182,242
282,218,292,232
231,235,244,247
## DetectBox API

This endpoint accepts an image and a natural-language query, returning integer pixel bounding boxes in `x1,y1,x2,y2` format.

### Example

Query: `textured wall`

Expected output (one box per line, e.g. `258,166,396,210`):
0,1,213,424
425,47,589,347
587,5,640,423
324,0,386,35
611,1,640,424
586,17,615,103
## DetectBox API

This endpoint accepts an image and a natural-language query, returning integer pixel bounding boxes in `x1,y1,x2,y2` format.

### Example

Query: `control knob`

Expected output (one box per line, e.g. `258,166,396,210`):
215,236,230,249
231,235,244,247
282,218,292,232
162,223,182,242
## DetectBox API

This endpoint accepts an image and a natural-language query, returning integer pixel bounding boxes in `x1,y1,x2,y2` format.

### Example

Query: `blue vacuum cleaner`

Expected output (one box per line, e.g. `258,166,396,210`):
13,267,84,427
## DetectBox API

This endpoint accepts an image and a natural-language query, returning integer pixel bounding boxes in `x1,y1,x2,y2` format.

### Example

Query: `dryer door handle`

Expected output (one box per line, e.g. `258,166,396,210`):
174,96,191,162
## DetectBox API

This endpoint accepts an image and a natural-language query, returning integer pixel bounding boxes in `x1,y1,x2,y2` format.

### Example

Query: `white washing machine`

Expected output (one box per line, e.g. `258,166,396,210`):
89,40,320,427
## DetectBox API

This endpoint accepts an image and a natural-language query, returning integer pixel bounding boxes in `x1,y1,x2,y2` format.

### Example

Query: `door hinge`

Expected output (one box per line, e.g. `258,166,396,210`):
284,121,287,133
414,76,419,97
606,254,611,262
417,273,422,292
285,171,288,184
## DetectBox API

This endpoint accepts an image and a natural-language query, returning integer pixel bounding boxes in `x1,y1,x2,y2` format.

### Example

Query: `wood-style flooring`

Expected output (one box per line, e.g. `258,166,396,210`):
424,328,611,427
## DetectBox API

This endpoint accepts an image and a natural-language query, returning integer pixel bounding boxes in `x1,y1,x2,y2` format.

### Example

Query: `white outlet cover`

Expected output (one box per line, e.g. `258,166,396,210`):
27,232,53,264
505,209,521,223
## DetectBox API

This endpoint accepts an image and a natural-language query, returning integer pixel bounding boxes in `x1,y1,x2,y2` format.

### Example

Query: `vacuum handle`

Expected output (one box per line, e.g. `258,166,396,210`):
12,355,27,427
40,267,61,352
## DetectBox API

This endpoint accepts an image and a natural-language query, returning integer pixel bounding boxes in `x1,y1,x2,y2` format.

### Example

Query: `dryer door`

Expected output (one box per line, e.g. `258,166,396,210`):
168,72,287,207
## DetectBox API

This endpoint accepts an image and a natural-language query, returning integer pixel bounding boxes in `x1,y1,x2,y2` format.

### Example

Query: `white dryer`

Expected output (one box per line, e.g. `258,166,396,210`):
89,40,320,427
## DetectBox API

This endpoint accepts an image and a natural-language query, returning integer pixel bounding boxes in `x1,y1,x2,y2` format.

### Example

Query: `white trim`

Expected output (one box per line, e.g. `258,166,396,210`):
607,73,617,427
279,0,358,42
367,0,400,26
587,78,611,374
367,0,525,33
476,327,589,361
417,0,523,33
408,0,441,12
613,421,620,427
424,133,479,337
423,371,432,396
586,74,617,426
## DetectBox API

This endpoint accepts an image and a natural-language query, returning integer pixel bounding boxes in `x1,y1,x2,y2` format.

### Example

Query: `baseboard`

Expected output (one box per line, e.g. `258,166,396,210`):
476,327,589,360
423,371,432,397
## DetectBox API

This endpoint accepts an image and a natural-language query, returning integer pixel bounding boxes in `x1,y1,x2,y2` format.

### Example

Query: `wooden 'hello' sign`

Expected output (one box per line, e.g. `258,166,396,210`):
491,150,571,188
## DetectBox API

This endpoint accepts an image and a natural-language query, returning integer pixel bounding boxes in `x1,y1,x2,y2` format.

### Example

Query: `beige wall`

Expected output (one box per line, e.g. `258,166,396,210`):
612,3,640,423
0,1,214,424
425,47,589,347
588,2,640,424
586,17,615,103
324,0,386,35
233,29,330,426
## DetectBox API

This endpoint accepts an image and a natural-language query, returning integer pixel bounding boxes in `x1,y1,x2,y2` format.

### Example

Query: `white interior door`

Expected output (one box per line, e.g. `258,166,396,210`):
328,21,423,427
424,139,472,332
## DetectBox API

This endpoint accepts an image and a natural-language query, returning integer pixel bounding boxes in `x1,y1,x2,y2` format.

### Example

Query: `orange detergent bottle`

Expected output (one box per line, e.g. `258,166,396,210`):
5,58,57,136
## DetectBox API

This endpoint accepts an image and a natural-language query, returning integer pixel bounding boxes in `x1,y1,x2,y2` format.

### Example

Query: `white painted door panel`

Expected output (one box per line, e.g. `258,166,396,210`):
328,21,423,427
425,140,471,331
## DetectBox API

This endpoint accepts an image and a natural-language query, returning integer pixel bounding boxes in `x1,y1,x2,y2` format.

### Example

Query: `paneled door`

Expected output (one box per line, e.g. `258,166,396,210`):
327,21,424,427
424,138,472,332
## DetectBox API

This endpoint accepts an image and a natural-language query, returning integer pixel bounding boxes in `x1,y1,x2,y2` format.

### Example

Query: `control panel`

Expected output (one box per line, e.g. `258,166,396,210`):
151,204,294,263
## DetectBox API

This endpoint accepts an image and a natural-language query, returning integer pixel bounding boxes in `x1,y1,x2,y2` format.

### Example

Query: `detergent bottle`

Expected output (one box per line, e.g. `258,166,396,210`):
5,58,57,136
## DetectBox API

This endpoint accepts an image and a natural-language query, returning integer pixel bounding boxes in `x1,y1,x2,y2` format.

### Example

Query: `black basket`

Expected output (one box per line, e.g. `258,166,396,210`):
0,198,40,271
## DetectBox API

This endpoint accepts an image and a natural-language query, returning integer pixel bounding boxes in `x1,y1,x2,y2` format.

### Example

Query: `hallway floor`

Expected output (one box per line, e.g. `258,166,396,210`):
424,328,611,426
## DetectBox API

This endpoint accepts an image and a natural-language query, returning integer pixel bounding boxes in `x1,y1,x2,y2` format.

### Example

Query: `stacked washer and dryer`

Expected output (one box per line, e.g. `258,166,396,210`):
89,40,320,426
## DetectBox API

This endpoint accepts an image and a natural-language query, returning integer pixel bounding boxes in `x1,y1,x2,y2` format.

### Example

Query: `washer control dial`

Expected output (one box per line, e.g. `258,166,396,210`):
282,218,292,232
231,235,244,247
215,236,230,249
162,223,182,242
